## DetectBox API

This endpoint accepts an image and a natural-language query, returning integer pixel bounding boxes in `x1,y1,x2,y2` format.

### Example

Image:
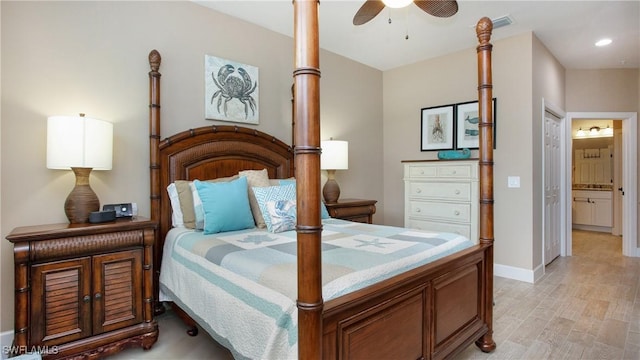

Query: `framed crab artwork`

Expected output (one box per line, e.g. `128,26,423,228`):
205,54,259,124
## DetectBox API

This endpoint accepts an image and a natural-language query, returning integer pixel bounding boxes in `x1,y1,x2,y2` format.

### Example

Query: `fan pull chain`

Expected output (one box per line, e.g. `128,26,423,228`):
405,6,410,40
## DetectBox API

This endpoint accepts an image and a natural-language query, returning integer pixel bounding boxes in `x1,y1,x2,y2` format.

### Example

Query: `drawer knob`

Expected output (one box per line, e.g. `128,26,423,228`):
94,293,102,300
455,189,460,195
452,170,457,174
416,188,422,193
454,210,460,216
83,295,91,303
415,208,421,213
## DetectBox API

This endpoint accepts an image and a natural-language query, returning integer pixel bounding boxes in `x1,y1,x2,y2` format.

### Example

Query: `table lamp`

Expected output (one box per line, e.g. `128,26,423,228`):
47,114,113,223
321,139,348,204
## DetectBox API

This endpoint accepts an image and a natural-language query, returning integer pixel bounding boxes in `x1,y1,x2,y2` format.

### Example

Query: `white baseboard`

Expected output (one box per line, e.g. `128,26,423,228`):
571,224,612,233
1,330,13,360
494,262,543,284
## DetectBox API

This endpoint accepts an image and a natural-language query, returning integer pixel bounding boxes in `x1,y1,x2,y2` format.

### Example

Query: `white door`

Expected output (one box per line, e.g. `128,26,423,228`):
544,112,562,265
612,127,623,236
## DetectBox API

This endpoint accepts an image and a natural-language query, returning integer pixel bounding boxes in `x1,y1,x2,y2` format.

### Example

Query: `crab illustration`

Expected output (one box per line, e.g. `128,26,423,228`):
211,64,257,119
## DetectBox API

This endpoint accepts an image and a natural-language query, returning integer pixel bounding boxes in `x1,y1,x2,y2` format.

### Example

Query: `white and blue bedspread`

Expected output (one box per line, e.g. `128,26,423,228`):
159,218,474,359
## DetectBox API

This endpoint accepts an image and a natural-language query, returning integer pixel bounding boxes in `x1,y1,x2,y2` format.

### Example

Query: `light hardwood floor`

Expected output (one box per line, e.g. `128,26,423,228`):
110,230,640,359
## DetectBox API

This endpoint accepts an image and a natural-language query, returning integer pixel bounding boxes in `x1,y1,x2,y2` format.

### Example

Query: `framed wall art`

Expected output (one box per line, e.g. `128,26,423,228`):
205,54,259,124
420,104,455,151
455,98,497,149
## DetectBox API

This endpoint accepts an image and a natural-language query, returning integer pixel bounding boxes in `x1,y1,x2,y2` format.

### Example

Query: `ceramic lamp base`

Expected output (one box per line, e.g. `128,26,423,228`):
323,170,341,204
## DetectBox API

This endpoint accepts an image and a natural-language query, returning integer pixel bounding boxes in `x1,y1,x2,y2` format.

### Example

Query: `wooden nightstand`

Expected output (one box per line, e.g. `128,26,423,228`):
6,217,158,359
324,198,377,224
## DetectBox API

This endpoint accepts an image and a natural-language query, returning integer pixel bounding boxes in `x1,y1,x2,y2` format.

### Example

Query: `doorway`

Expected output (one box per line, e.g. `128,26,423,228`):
565,112,637,257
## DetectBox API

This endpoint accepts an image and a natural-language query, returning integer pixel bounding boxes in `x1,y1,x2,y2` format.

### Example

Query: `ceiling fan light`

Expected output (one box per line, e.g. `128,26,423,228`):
382,0,413,9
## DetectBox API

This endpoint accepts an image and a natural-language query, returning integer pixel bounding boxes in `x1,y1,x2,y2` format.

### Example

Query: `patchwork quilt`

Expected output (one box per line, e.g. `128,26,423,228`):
159,218,474,359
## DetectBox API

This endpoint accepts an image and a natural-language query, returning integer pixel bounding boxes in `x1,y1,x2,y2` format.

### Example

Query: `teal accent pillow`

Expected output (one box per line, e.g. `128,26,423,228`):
278,179,330,219
252,184,297,233
193,177,255,234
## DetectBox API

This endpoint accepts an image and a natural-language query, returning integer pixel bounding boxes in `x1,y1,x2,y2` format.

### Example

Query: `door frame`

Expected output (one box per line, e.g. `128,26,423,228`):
564,112,638,257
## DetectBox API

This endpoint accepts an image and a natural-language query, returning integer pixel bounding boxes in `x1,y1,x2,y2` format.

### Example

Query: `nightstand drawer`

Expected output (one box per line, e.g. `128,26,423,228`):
325,199,377,224
408,201,471,222
405,219,472,239
409,182,471,201
330,205,373,219
30,229,145,262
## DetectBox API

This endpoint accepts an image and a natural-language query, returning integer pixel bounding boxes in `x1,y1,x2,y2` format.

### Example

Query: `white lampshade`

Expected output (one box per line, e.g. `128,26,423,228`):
47,115,113,170
321,140,348,170
383,0,413,8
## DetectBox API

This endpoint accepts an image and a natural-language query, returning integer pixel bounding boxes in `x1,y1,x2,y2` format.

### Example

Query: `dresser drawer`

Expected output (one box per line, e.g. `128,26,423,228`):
408,201,471,222
405,219,472,239
409,182,471,201
407,163,476,179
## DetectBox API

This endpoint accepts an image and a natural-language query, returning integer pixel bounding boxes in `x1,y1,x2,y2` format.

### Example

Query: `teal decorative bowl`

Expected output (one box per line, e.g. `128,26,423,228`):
437,148,471,160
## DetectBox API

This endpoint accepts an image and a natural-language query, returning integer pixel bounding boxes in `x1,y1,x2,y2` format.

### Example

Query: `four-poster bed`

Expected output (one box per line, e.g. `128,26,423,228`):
148,3,496,359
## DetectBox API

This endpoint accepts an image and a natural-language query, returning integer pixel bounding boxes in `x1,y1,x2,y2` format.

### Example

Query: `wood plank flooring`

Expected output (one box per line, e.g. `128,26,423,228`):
109,230,640,359
459,230,640,359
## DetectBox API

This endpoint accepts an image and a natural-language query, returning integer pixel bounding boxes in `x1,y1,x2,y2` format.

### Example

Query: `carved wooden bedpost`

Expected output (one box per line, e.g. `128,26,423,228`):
475,17,497,353
293,1,323,359
148,49,163,315
294,1,323,357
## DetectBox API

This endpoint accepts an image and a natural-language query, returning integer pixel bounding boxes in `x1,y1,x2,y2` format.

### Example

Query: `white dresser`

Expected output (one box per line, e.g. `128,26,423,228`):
403,160,479,243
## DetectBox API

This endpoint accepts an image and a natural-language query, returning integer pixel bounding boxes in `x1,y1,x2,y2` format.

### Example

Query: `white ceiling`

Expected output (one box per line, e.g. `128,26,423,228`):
194,0,639,71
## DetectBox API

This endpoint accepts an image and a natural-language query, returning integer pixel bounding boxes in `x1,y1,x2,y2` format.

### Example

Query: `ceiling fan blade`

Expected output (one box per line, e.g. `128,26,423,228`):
414,0,459,18
353,0,386,26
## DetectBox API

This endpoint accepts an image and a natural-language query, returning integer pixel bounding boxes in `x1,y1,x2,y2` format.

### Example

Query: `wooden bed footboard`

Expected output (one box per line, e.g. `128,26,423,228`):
164,243,491,360
322,245,490,360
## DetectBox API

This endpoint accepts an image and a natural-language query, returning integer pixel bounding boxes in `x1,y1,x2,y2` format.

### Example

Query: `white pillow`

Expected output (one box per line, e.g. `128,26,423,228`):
166,183,184,228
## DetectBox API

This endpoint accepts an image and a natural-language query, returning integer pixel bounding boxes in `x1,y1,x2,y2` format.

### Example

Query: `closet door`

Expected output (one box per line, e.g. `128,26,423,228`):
544,112,562,264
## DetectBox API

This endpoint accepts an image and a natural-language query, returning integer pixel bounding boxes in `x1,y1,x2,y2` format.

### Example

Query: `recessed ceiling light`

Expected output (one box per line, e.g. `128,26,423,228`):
595,38,612,47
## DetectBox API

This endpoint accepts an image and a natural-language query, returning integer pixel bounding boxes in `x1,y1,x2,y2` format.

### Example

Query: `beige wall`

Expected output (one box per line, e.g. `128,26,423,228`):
566,68,640,248
382,45,475,226
566,69,639,112
383,32,539,273
0,1,383,332
531,35,566,271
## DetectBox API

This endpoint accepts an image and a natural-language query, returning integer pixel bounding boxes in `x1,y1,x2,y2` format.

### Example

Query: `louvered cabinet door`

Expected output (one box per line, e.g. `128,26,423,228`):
30,258,92,346
92,249,143,334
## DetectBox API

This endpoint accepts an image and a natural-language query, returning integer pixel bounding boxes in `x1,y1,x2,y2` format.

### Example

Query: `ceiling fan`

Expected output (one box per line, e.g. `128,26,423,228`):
353,0,459,26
